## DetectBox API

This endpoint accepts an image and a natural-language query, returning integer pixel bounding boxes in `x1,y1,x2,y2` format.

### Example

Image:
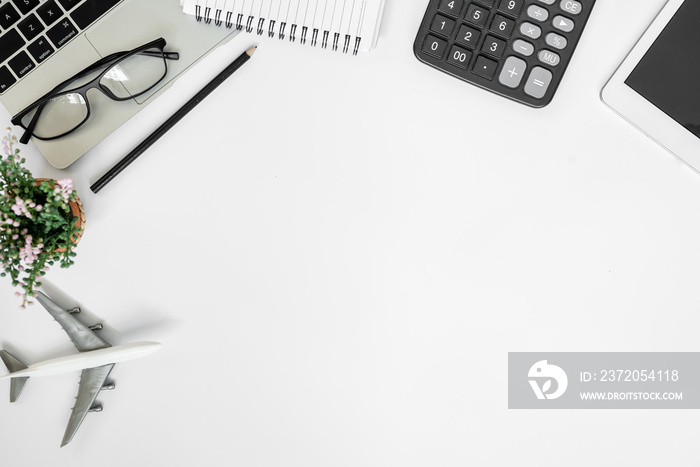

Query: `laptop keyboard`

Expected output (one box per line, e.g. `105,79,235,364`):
0,0,122,94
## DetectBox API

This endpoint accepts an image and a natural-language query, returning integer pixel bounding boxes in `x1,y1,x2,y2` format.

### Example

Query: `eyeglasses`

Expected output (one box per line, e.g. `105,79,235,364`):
11,38,179,144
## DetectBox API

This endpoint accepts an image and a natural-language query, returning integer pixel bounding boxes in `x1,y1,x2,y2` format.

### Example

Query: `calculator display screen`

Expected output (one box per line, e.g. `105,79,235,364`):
624,1,700,139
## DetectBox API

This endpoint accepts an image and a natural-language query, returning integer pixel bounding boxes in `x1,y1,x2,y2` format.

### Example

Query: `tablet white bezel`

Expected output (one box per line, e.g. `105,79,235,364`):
601,0,700,173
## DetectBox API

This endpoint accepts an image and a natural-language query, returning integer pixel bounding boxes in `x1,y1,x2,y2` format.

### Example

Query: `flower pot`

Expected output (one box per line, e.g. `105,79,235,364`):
35,178,86,249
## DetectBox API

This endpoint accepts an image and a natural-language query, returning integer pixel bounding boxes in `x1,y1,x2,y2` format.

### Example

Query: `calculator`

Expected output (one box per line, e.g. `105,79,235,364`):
414,0,595,107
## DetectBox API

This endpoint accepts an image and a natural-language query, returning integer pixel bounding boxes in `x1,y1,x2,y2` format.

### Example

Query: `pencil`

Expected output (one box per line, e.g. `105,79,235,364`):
90,46,257,194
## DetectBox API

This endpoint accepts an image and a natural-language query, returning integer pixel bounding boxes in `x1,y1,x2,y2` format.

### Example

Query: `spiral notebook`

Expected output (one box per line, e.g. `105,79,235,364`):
180,0,386,54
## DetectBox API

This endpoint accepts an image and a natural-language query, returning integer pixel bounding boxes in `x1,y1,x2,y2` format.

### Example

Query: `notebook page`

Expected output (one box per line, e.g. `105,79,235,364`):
359,0,383,49
310,0,326,47
298,0,313,43
267,0,283,35
347,0,364,54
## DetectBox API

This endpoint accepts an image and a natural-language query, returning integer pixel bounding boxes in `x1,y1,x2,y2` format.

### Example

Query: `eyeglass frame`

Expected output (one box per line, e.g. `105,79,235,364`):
11,37,179,144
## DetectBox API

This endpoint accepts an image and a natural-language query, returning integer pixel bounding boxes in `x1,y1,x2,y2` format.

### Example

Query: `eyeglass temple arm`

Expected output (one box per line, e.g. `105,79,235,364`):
16,50,178,144
157,51,179,60
19,103,46,144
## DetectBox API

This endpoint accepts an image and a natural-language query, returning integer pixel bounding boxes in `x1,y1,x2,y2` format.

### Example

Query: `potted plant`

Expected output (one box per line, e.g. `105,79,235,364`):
0,129,85,307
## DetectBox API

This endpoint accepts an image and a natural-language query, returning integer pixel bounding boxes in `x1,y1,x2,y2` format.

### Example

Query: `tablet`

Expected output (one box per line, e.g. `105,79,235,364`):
601,0,700,172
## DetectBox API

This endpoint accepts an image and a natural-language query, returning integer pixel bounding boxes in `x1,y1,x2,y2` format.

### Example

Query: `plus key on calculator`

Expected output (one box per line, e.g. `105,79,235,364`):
413,0,595,107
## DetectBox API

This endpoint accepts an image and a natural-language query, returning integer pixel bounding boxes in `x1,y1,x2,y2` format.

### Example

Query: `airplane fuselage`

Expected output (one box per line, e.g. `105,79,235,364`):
0,342,161,379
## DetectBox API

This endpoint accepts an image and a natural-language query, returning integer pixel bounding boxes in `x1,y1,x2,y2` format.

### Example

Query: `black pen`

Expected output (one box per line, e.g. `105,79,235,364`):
90,46,257,194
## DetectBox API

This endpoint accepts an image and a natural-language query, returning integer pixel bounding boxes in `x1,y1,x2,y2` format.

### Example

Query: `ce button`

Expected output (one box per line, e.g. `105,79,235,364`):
560,0,582,15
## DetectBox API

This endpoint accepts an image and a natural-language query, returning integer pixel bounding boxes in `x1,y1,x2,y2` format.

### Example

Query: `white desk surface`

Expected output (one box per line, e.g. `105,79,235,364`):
1,0,699,464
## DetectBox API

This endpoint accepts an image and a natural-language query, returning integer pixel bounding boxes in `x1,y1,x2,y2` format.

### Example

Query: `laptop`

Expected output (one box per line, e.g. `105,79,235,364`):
0,0,239,169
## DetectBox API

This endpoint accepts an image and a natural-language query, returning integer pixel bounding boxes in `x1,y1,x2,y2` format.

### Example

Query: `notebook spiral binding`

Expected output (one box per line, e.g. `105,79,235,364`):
193,3,362,55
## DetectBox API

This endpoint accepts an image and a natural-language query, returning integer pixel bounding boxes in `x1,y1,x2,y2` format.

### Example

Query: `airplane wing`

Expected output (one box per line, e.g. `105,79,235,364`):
36,292,111,352
61,363,114,447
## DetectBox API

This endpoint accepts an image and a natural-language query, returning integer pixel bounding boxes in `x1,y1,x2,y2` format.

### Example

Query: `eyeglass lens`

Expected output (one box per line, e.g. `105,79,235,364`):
101,47,167,99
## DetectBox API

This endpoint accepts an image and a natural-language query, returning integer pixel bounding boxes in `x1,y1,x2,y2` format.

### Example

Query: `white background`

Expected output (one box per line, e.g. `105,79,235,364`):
1,0,699,465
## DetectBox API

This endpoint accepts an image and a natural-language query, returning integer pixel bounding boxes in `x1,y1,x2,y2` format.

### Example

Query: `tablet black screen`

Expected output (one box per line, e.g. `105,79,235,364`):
625,1,700,139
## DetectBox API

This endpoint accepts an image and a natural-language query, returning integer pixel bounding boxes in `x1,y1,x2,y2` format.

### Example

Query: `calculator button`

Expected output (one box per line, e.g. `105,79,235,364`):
560,0,582,15
512,39,534,56
465,3,488,27
526,5,549,22
489,14,515,38
498,56,527,88
545,33,567,50
430,14,456,36
552,15,574,32
455,24,481,48
481,35,506,58
475,0,495,7
538,49,560,66
537,0,554,4
524,66,552,98
422,35,448,58
519,22,541,39
447,45,473,69
497,0,523,18
472,55,498,79
438,0,464,17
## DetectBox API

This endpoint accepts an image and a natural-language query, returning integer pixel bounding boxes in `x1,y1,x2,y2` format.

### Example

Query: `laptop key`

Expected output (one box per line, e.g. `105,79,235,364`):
27,36,54,63
46,18,77,49
11,0,40,15
18,14,45,41
37,0,63,26
0,29,26,64
0,66,17,94
8,51,35,78
57,0,81,12
0,3,21,29
70,0,122,30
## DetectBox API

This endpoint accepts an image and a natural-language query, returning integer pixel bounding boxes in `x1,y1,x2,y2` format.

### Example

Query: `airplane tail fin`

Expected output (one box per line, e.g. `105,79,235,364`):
0,350,29,402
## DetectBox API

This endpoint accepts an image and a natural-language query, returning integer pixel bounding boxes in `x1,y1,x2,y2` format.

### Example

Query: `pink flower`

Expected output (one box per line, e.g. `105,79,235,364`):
56,178,73,189
55,178,74,201
11,197,31,218
19,235,41,264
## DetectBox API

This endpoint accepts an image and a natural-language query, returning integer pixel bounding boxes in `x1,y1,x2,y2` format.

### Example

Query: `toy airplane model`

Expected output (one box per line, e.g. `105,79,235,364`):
0,292,161,447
